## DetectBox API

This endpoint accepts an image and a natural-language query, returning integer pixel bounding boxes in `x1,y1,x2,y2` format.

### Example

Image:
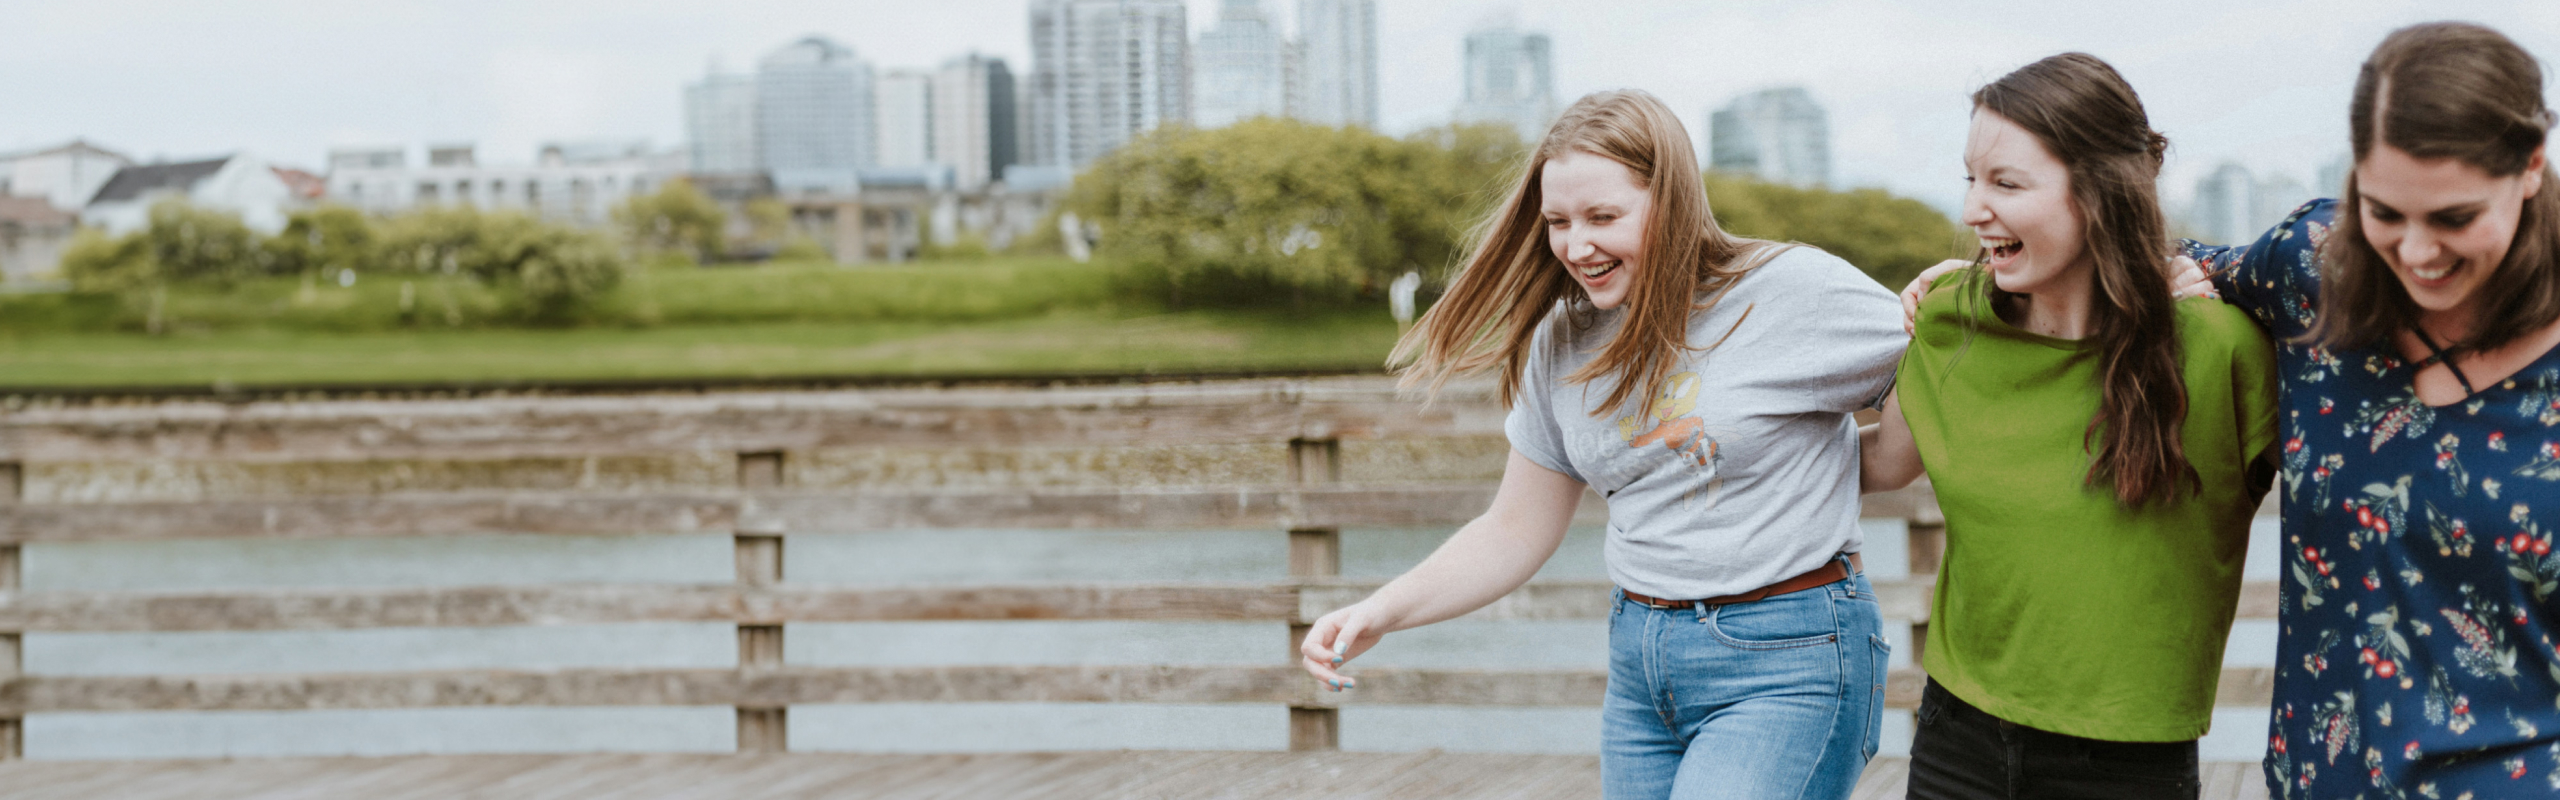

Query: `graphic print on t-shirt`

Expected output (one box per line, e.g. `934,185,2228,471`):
1616,370,1726,508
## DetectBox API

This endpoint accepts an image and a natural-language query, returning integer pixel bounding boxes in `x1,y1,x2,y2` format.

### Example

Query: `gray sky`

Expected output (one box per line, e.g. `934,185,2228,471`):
5,0,2557,213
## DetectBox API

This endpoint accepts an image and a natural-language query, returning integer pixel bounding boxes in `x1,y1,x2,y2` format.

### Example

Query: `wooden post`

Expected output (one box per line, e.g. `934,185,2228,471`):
1905,480,1945,664
1288,438,1342,752
1,461,21,761
735,451,787,753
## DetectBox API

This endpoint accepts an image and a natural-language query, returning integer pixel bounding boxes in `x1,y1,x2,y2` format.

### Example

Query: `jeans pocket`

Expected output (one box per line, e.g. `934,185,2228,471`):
1704,589,1839,650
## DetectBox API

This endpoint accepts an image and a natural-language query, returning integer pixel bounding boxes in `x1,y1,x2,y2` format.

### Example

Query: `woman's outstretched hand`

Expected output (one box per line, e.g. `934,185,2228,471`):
2168,255,2217,300
1299,602,1389,692
1898,259,1975,335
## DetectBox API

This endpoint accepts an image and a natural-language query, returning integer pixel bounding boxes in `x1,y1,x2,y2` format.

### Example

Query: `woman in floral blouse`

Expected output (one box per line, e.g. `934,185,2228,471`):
1902,21,2560,798
2174,22,2560,797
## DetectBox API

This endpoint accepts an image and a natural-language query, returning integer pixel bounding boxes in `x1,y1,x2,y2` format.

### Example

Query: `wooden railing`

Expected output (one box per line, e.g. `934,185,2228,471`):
0,378,2277,759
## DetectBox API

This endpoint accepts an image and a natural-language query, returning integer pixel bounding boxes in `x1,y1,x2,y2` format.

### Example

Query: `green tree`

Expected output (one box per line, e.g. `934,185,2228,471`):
1066,118,1524,308
142,200,265,285
265,205,381,278
58,227,167,333
378,206,628,321
1702,173,1970,289
614,179,726,263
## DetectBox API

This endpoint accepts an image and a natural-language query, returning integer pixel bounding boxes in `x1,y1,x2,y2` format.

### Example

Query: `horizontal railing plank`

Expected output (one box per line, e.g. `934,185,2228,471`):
0,665,2277,714
0,578,2271,631
0,584,1305,630
0,485,1948,543
0,380,1510,462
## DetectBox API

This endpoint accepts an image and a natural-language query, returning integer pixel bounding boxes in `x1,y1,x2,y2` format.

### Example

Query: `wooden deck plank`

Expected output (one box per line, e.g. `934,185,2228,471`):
0,753,2279,799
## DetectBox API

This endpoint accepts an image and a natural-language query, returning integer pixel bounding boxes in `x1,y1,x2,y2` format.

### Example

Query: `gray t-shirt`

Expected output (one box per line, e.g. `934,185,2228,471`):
1504,246,1906,599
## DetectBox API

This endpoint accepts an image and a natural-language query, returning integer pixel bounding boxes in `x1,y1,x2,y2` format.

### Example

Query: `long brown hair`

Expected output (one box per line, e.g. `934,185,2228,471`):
1390,90,1780,414
2312,22,2560,355
1969,53,2195,505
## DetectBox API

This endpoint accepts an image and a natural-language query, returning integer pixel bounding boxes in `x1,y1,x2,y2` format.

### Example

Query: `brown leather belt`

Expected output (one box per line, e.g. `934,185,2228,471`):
1621,554,1859,609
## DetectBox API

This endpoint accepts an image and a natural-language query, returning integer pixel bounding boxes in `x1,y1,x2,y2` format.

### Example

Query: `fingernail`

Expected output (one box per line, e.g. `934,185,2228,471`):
1342,682,1356,690
1333,641,1347,656
1331,656,1343,665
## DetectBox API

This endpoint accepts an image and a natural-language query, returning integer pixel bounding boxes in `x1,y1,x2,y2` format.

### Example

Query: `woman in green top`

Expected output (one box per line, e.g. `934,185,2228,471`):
1859,54,2280,798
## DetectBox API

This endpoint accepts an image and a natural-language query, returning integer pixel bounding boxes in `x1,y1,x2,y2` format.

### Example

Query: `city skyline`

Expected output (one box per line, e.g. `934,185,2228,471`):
6,0,2559,215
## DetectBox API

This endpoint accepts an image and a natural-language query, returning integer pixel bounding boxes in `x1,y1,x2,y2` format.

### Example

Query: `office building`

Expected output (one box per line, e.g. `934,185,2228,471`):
1027,0,1189,169
934,54,1019,190
324,142,683,226
685,69,760,174
875,70,936,168
1456,27,1554,142
758,36,875,193
2191,162,2257,246
1295,0,1378,128
1709,87,1830,187
1193,0,1291,129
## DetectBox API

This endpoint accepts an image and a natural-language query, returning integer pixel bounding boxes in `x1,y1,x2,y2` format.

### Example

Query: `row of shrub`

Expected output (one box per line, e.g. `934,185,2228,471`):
1063,117,1968,308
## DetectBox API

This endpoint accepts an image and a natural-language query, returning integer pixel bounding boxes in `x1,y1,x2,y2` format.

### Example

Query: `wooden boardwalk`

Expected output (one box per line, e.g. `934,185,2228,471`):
0,753,2270,799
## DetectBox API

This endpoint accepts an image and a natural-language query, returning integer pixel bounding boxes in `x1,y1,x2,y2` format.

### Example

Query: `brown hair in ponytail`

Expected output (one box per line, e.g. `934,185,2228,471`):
1972,53,2197,505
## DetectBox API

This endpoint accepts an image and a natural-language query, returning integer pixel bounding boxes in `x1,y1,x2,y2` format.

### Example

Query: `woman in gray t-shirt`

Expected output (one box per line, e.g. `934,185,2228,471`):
1297,89,1906,800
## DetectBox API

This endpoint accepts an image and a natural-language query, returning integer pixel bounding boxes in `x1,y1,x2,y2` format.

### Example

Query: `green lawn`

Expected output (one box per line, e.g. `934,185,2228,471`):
0,257,1408,388
0,311,1401,388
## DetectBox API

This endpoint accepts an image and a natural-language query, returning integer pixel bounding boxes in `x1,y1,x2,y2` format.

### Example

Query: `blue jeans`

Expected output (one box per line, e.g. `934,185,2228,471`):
1601,559,1888,800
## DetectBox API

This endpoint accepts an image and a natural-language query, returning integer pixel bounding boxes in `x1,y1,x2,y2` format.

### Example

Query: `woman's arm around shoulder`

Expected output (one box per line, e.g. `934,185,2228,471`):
2176,199,2337,340
1859,388,1924,494
1297,449,1585,689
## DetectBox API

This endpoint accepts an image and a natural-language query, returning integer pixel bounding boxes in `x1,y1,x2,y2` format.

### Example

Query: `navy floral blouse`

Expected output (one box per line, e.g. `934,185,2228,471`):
2188,199,2560,798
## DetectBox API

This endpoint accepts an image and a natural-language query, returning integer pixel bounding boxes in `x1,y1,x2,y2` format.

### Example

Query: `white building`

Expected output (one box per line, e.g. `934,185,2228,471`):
1456,27,1554,143
0,140,131,213
324,143,684,226
1028,0,1189,169
1295,0,1378,128
2191,162,2256,246
1193,0,1292,129
875,70,936,169
933,54,1019,191
84,154,315,234
1710,87,1831,187
0,196,78,281
759,36,875,194
685,69,760,175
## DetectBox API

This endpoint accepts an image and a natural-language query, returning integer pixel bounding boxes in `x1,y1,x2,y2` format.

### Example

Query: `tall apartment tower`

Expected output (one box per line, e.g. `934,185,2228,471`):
758,36,874,193
875,70,936,168
1709,87,1830,187
1193,0,1291,129
934,54,1019,190
684,69,760,174
2191,162,2256,246
1296,0,1378,128
1456,27,1554,143
1027,0,1189,169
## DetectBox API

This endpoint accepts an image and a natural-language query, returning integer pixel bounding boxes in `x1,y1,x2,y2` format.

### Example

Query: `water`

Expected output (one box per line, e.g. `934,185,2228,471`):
17,518,2282,761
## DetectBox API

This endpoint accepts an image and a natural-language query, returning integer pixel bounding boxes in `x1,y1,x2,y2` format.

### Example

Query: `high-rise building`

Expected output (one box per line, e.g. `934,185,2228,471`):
1296,0,1378,128
934,54,1019,190
1193,0,1291,129
1456,27,1554,143
2192,162,2256,245
684,69,760,175
1027,0,1189,169
1709,87,1830,187
875,70,936,168
758,36,875,193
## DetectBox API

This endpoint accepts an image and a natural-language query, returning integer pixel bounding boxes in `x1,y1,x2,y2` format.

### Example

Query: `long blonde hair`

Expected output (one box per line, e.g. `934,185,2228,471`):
1391,89,1781,414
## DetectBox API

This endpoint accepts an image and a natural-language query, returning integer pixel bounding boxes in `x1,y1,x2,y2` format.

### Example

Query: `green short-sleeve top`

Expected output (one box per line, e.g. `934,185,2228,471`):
1900,269,2279,742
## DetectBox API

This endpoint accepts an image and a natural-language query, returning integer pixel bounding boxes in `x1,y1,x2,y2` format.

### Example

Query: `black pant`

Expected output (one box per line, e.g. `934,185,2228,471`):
1907,679,2200,800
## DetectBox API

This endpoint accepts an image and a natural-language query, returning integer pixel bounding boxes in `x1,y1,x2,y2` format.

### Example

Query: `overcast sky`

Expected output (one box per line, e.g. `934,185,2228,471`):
5,0,2557,213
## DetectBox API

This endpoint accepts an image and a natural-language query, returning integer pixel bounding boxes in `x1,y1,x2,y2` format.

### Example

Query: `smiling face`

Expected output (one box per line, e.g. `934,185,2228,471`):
1961,109,2089,298
1540,149,1653,310
2354,142,2546,330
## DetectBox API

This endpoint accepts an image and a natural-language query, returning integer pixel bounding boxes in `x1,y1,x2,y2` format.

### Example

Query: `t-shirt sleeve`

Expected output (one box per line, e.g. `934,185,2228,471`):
1756,249,1910,413
1503,309,1586,484
2178,199,2335,342
2227,310,2282,462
